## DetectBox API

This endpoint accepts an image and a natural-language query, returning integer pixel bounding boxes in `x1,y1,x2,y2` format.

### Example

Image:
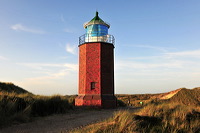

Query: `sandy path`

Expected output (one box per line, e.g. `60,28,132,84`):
0,109,117,133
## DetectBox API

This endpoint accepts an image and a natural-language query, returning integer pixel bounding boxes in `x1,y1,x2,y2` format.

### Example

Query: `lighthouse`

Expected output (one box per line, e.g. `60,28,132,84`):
75,12,117,108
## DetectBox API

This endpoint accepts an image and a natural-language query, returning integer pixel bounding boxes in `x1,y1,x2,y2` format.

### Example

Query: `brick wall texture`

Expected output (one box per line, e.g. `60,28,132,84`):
75,42,116,108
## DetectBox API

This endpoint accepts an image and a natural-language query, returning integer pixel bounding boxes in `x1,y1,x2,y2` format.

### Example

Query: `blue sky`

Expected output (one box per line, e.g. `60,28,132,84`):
0,1,200,95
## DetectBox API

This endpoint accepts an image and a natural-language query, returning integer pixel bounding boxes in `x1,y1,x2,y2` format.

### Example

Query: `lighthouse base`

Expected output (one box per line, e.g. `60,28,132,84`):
75,94,117,109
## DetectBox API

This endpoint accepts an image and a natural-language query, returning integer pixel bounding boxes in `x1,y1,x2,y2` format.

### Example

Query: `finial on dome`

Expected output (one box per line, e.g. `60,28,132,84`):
96,11,98,17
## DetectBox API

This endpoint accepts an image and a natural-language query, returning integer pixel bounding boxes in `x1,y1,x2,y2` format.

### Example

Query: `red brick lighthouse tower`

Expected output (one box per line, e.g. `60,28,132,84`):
75,12,117,108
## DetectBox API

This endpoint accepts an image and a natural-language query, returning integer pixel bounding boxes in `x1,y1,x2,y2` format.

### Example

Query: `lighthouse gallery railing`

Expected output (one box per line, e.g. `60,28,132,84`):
79,33,115,45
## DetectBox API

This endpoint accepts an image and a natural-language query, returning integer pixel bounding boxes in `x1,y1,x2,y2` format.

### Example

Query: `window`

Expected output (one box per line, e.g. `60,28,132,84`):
91,82,96,90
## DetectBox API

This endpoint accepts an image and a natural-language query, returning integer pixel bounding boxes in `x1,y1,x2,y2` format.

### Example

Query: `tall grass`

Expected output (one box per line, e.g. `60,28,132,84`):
0,93,75,127
70,103,200,133
136,103,200,132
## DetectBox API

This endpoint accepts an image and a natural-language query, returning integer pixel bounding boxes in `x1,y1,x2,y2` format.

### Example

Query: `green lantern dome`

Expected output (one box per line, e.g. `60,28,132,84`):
83,12,110,28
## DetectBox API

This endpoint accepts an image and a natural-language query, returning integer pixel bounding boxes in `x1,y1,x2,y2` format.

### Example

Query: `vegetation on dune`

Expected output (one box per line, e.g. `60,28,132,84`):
1,82,200,132
116,87,200,107
0,82,75,128
71,88,200,133
0,93,75,127
0,82,30,94
70,103,200,133
168,88,200,106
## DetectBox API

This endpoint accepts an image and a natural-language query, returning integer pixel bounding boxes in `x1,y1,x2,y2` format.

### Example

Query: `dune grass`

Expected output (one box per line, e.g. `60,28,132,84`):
0,82,29,94
116,88,200,107
70,102,200,133
1,83,199,132
0,93,75,127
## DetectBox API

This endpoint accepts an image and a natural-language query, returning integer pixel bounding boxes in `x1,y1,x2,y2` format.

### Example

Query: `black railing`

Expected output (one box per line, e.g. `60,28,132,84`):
79,34,115,45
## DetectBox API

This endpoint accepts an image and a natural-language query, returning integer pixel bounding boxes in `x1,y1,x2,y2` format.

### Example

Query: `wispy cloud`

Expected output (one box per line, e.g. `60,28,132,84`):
11,24,46,34
132,44,169,52
17,63,78,71
129,56,163,60
116,48,200,71
115,51,200,92
0,56,8,60
116,60,184,70
27,69,69,80
60,14,76,33
17,62,78,82
165,49,200,58
66,44,77,55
